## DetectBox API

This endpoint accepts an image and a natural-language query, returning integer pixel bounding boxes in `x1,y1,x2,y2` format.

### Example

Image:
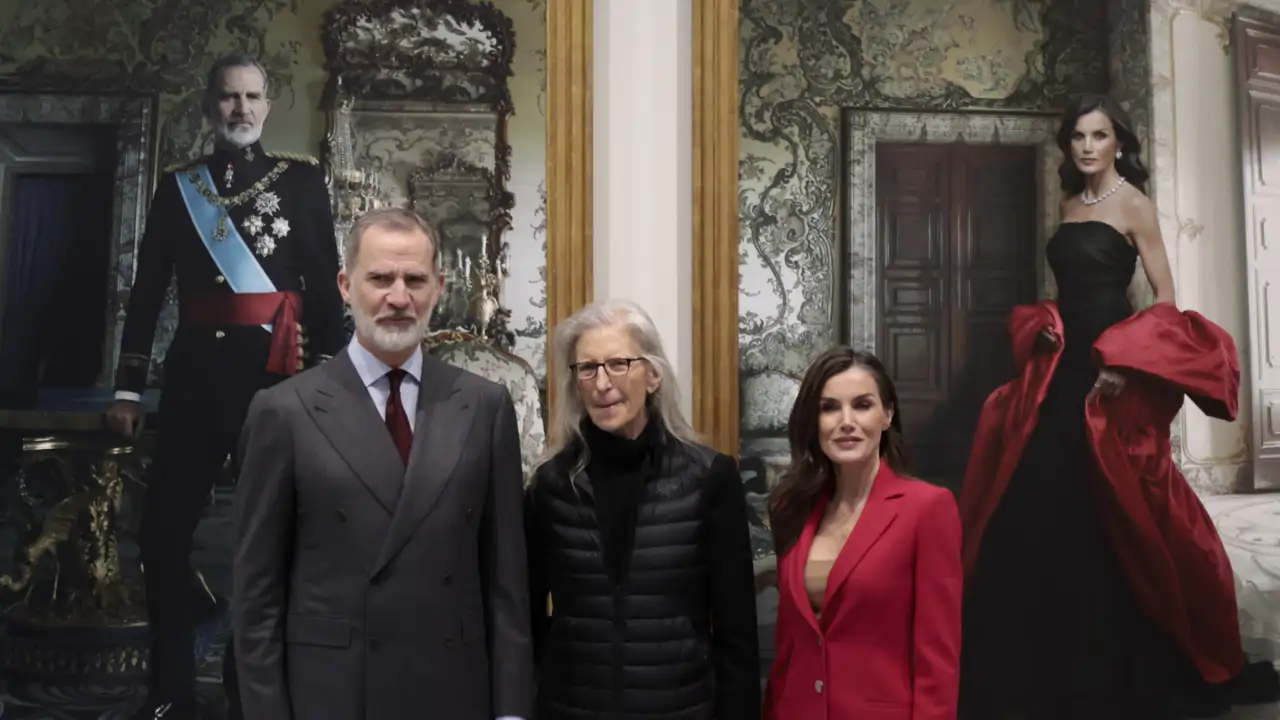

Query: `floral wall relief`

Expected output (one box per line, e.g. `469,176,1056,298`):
737,0,1110,438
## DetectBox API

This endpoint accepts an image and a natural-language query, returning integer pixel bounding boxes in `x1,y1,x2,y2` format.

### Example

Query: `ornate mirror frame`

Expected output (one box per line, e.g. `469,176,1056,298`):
409,151,514,349
318,0,594,410
319,0,518,347
0,88,160,389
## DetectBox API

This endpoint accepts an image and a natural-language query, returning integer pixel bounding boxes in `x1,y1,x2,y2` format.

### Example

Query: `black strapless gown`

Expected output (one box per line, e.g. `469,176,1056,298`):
959,222,1189,718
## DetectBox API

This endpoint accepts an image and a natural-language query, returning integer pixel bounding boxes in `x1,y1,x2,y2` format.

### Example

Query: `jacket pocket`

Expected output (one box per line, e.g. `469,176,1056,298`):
284,613,351,648
675,615,709,662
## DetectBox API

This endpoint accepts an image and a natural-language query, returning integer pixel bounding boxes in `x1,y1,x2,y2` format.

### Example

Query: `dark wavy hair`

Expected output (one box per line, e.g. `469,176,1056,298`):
1056,94,1149,195
768,347,908,555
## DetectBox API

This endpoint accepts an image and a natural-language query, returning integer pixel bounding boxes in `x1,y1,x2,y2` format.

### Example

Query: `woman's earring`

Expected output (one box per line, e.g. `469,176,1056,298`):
1116,150,1123,160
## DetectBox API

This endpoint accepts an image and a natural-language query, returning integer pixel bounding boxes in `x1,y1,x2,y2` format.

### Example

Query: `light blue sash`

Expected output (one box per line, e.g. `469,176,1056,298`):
175,164,276,332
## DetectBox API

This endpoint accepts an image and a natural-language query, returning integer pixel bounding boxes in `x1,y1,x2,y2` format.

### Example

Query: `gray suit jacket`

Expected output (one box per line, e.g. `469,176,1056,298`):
232,349,533,720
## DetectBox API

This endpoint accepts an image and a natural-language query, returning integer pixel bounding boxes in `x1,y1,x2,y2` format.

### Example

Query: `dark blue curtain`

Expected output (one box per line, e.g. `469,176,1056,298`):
0,173,112,394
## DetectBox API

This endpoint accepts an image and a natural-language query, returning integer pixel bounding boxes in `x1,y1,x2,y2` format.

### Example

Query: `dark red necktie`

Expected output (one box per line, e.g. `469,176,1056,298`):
385,368,412,466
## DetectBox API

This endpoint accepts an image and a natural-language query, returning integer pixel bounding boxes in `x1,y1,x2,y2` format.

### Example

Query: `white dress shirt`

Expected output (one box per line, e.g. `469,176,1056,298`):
347,338,524,720
346,337,422,429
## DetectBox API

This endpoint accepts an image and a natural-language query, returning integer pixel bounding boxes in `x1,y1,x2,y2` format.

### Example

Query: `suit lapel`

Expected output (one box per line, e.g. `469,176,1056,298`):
821,463,904,627
373,357,474,574
302,350,405,514
788,497,826,635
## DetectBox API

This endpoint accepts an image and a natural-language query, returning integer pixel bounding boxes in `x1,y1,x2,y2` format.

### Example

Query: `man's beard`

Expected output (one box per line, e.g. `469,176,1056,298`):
352,305,432,355
215,121,261,148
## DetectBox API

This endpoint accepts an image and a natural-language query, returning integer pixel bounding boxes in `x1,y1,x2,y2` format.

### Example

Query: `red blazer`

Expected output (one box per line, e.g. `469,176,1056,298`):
765,462,962,720
958,301,1245,683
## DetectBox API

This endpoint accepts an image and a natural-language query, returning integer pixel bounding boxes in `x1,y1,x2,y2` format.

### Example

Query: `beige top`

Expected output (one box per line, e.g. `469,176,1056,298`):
804,485,873,619
804,557,836,617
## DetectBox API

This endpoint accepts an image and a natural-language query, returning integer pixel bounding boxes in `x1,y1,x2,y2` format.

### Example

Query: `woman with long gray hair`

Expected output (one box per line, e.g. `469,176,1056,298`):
524,299,760,719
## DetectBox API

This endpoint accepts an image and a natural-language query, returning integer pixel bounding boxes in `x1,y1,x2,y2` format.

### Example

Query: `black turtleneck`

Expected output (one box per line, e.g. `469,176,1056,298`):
581,417,656,585
210,140,271,194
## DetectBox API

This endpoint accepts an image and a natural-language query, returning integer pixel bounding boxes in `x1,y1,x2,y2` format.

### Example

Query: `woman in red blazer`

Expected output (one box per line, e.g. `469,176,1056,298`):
765,347,963,720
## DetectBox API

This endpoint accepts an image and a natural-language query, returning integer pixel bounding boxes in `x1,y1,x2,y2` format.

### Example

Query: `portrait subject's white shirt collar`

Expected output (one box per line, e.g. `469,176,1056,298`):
347,336,423,388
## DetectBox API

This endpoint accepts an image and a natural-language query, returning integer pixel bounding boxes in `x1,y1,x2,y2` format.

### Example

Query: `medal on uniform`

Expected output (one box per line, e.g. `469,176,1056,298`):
244,191,287,257
224,162,234,187
187,161,289,243
215,209,230,241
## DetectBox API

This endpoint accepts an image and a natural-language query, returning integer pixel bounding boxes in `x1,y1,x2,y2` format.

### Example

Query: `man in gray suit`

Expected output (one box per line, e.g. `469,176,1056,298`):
232,207,533,720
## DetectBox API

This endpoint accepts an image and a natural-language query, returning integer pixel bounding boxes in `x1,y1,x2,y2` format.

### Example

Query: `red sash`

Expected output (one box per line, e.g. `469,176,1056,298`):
181,291,302,375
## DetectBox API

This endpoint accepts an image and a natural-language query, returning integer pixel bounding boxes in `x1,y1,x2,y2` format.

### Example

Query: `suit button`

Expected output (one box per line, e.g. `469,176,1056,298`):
215,274,225,284
815,679,823,694
442,573,452,586
369,638,381,652
465,507,474,522
215,330,225,339
336,509,347,522
444,637,455,649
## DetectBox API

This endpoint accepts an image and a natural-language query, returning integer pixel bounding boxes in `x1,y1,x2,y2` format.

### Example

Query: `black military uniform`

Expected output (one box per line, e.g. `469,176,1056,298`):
115,140,345,717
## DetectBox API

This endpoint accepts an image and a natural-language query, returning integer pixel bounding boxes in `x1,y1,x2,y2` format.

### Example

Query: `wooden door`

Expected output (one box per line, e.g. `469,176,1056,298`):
1234,16,1280,487
876,143,1038,491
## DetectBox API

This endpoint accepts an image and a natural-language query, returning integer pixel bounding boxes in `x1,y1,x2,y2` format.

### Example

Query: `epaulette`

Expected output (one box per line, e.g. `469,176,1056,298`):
265,150,320,165
163,156,206,174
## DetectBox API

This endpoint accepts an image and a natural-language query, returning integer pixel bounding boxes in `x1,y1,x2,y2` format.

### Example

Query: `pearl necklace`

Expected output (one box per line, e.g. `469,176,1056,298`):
1081,176,1126,205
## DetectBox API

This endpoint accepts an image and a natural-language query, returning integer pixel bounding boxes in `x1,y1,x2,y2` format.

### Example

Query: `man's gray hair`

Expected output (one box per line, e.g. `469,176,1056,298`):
535,298,701,478
343,207,439,272
203,54,270,112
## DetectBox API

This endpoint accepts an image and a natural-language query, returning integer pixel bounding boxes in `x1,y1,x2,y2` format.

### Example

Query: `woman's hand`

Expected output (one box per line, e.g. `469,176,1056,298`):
1035,327,1061,353
1091,368,1127,398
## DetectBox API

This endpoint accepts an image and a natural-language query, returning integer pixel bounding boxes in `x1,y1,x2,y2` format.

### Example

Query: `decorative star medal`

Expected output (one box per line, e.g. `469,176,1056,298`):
245,190,289,257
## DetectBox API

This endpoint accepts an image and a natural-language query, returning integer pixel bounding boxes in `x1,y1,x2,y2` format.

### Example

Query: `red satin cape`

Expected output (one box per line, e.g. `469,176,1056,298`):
957,301,1245,683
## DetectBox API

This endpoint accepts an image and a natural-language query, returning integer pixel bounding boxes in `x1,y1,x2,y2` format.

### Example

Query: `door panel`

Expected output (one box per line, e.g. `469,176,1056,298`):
1234,16,1280,487
877,146,950,464
876,143,1038,490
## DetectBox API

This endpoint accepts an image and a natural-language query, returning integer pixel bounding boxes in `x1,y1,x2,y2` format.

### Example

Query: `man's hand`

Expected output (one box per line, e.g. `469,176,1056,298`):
105,399,145,439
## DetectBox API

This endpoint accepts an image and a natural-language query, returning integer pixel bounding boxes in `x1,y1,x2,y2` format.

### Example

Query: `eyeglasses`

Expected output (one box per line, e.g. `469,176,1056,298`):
571,357,642,381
